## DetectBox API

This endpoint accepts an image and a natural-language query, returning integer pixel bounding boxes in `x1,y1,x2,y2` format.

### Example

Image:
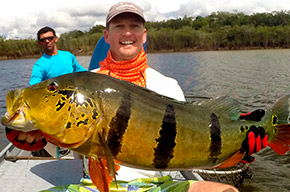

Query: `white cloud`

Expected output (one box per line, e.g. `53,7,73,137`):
151,0,190,13
1,0,290,39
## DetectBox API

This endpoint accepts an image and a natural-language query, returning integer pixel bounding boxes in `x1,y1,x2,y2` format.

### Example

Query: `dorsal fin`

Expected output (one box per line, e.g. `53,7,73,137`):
201,96,241,120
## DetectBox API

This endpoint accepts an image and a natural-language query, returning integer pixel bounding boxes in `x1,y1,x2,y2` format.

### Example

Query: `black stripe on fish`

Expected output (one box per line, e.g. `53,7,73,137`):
92,109,98,120
240,125,249,133
87,99,93,108
66,122,72,129
56,100,65,111
107,94,131,157
59,90,74,99
209,113,222,163
153,104,176,169
44,95,49,103
76,118,89,127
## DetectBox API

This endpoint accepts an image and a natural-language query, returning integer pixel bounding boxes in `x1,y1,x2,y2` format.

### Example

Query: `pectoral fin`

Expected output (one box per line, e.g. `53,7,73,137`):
98,131,119,178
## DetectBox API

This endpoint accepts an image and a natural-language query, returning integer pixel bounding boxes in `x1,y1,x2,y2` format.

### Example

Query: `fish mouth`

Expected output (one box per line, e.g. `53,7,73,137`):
4,100,28,123
1,99,36,132
2,111,21,125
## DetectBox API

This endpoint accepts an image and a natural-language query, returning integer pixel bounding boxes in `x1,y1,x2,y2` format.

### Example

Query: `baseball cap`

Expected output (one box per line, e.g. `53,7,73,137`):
106,1,145,26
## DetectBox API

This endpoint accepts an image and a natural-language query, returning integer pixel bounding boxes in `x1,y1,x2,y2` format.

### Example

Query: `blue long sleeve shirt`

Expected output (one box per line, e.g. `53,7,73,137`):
29,50,87,85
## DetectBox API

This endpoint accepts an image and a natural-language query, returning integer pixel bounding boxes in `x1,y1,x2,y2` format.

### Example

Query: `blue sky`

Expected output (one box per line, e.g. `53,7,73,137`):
1,0,289,39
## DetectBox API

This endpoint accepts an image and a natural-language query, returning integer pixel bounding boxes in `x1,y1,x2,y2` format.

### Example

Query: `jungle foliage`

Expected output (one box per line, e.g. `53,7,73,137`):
2,11,290,59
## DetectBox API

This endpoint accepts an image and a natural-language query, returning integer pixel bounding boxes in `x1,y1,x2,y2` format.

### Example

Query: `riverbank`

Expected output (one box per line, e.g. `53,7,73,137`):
0,51,91,61
147,46,289,53
0,46,288,61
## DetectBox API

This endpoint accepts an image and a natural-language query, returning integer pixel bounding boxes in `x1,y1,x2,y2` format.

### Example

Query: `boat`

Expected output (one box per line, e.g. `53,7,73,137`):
0,143,83,191
0,141,251,191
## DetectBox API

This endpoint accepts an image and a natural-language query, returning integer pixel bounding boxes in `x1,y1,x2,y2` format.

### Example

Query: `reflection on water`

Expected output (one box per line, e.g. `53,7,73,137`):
149,50,290,111
1,50,290,191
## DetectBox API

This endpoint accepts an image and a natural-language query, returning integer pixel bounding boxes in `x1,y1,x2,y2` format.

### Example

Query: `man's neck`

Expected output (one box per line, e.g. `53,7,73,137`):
45,49,58,56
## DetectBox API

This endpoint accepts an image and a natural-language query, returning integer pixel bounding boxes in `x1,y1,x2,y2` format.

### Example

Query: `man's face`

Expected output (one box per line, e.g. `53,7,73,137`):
38,31,58,54
104,13,147,61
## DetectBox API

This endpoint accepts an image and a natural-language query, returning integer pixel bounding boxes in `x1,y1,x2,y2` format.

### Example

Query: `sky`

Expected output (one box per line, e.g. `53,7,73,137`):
1,0,290,39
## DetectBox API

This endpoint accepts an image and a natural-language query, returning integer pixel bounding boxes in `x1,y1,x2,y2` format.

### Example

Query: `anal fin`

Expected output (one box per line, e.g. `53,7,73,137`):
216,151,244,169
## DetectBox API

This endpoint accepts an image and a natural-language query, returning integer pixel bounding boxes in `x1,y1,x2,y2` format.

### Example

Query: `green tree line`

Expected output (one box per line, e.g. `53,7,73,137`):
2,10,290,59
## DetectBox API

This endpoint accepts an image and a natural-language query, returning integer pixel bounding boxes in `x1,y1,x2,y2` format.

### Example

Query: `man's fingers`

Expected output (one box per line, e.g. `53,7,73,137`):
34,131,45,142
26,131,38,143
17,132,28,141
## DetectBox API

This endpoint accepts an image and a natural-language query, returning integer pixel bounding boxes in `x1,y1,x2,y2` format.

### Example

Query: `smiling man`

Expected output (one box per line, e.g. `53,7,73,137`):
91,1,185,101
104,3,146,61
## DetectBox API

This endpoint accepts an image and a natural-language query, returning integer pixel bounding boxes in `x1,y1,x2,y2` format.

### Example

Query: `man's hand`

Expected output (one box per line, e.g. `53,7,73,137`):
241,125,268,163
188,181,239,192
5,127,47,151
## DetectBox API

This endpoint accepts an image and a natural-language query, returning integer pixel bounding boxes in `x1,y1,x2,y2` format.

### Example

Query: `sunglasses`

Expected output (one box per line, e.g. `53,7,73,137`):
39,36,55,42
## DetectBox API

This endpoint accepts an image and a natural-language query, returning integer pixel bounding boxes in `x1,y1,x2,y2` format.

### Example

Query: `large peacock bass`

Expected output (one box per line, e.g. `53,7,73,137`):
2,71,290,192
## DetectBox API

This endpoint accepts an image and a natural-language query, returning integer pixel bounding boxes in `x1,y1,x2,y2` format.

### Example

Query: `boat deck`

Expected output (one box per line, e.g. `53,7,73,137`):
0,144,83,192
0,143,204,192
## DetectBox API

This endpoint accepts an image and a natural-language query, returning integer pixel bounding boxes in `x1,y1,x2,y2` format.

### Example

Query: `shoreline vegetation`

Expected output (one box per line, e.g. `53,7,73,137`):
2,11,290,60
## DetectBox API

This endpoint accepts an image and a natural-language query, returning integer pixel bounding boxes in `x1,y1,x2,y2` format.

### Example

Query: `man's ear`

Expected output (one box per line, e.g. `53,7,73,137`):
54,36,58,43
143,29,147,44
104,30,110,44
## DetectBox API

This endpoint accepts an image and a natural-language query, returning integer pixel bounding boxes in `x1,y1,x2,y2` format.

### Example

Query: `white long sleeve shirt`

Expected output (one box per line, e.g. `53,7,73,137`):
91,67,186,101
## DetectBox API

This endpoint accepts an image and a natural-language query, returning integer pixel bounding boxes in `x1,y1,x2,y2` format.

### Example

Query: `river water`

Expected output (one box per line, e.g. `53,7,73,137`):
1,49,290,191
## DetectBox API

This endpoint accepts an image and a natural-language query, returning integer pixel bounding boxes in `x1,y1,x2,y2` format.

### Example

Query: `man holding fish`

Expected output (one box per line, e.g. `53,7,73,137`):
90,1,266,191
2,1,271,192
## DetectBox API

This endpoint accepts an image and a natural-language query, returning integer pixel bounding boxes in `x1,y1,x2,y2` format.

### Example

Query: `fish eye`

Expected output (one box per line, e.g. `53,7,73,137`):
48,82,58,91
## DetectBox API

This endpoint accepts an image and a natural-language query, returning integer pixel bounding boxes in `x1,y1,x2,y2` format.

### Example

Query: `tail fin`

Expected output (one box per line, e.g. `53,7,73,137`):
268,95,290,155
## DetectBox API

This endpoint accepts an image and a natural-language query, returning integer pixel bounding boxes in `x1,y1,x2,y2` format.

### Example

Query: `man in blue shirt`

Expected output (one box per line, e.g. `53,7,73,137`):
30,26,86,85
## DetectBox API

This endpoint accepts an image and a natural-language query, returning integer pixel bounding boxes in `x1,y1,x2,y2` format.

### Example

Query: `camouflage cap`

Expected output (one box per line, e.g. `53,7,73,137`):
106,1,145,25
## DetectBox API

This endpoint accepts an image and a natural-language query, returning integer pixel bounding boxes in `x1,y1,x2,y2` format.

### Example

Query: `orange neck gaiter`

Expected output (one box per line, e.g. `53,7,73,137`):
97,49,149,87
